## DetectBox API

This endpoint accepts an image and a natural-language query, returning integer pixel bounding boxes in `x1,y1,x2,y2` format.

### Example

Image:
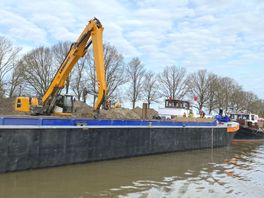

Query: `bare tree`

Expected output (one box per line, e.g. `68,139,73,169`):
206,73,219,114
7,60,24,97
86,43,126,107
159,65,188,100
0,81,4,97
142,71,159,107
126,57,145,109
187,70,212,111
248,98,264,116
86,52,97,107
0,36,21,95
104,44,126,100
231,91,264,116
214,77,235,111
52,41,71,94
208,77,261,114
228,84,245,112
71,56,89,101
244,91,258,112
21,47,55,96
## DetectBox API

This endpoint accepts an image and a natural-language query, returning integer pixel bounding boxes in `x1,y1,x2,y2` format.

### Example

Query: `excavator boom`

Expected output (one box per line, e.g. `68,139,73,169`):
42,18,107,114
15,18,107,115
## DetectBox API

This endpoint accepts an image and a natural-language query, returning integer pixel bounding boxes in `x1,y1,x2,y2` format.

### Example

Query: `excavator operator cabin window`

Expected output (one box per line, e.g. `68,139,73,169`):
17,99,21,108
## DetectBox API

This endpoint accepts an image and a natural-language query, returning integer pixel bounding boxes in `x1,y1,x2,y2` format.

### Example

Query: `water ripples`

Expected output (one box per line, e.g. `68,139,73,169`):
1,141,264,198
107,142,264,198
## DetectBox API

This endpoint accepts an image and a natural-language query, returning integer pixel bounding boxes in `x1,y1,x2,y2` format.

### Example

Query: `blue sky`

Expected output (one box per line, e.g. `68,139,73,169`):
1,0,264,98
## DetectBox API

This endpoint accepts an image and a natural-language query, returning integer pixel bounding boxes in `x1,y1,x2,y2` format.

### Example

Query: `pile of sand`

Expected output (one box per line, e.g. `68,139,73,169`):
0,97,26,116
73,101,158,120
173,117,215,122
131,107,159,120
0,98,159,119
2,99,214,122
99,108,141,119
73,101,95,118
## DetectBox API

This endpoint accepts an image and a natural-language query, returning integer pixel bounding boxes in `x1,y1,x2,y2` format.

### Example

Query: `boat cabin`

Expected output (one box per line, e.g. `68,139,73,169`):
164,99,190,109
229,113,258,123
158,99,191,119
229,112,259,128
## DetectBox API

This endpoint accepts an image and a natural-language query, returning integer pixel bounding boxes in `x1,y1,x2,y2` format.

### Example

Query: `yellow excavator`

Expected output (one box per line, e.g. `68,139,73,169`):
15,18,107,116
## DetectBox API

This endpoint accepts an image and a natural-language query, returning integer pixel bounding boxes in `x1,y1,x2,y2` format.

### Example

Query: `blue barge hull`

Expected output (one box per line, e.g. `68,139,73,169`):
0,117,235,173
0,117,217,127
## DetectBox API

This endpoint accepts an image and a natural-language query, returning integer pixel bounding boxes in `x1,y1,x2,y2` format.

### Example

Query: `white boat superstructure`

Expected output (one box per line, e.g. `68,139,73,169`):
158,99,191,119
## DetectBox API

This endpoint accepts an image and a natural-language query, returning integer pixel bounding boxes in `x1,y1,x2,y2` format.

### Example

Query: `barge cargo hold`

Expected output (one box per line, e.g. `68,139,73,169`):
0,117,238,173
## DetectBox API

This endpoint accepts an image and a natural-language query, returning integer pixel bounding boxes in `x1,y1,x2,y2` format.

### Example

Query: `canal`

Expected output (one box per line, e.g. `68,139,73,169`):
0,141,263,198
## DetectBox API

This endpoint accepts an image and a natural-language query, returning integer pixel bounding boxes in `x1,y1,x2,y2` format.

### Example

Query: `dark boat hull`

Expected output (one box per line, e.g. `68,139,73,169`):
0,126,235,173
234,126,264,139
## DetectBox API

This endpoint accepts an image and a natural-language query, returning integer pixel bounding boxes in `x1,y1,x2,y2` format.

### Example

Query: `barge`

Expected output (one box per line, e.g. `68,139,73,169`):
0,117,238,173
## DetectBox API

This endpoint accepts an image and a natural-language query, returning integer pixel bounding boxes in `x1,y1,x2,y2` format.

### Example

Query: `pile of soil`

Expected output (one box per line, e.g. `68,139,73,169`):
72,101,95,118
0,99,214,122
99,108,141,119
73,101,158,120
0,98,158,119
0,97,26,116
131,107,159,120
173,117,215,122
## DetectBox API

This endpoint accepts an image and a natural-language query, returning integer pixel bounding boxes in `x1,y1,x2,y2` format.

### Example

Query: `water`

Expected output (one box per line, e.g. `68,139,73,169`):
0,141,264,198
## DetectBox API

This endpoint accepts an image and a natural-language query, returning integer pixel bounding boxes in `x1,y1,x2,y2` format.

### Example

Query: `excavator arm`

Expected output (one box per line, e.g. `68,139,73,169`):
42,18,107,114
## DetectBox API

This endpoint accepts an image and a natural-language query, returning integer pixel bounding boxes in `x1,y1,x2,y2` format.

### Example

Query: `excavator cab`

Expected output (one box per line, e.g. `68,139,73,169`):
15,97,39,112
15,95,73,115
53,95,74,115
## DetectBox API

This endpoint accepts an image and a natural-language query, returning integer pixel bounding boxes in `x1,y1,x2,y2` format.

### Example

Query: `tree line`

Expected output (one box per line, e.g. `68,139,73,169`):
1,36,264,116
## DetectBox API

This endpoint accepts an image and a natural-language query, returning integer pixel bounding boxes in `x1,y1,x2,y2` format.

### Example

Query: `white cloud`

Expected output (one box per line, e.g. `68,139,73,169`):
0,0,264,98
0,9,47,45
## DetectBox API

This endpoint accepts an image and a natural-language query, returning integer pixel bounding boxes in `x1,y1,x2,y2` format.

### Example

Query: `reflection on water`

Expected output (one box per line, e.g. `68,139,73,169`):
0,141,264,198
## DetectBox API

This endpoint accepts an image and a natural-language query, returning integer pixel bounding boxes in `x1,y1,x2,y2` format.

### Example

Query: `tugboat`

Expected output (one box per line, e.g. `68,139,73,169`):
229,112,264,140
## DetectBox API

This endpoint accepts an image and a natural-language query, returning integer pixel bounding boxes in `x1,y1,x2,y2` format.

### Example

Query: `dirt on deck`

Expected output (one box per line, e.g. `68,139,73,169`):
173,117,215,122
73,101,158,120
0,98,214,122
0,98,158,120
0,98,26,116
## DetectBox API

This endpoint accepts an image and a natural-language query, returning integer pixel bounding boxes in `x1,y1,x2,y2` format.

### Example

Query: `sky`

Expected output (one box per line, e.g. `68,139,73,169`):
1,0,264,100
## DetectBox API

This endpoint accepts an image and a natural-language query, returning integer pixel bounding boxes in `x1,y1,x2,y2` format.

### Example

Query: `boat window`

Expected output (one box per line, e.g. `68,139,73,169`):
251,115,254,121
242,115,249,120
164,99,190,109
230,114,235,119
